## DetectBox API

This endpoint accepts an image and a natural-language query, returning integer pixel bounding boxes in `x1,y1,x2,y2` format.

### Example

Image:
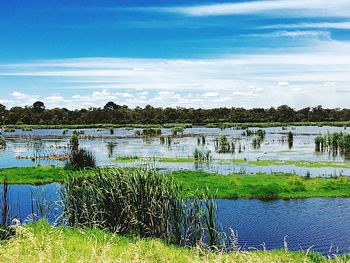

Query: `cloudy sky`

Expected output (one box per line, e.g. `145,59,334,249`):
0,0,350,109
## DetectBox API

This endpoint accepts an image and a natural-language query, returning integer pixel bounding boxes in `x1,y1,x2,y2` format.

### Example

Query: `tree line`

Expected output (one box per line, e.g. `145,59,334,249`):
1,101,350,125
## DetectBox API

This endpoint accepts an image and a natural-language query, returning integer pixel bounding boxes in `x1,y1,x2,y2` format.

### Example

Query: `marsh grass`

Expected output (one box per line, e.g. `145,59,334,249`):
214,135,235,153
62,167,220,248
315,132,350,156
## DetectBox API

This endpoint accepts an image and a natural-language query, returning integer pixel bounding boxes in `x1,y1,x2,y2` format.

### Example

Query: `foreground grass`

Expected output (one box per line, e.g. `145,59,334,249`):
1,166,350,199
0,221,347,263
171,171,350,199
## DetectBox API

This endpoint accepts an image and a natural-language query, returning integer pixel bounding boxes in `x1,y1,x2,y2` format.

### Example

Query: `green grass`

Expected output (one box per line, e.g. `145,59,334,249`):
246,160,350,168
2,167,350,200
114,156,141,162
114,155,350,169
171,171,350,199
158,157,194,163
0,165,83,184
0,220,346,263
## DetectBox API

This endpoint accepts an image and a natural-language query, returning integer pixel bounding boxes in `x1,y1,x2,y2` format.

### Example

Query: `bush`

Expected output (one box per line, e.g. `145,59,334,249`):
66,148,96,170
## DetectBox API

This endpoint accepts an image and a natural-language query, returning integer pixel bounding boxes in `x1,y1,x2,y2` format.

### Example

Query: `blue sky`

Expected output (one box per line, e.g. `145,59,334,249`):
1,0,350,109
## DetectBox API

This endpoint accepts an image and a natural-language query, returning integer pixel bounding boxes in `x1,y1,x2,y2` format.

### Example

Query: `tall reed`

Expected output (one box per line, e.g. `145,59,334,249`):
61,167,220,248
1,179,9,227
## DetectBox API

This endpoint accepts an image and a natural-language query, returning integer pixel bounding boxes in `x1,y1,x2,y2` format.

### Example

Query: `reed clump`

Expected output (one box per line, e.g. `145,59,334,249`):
315,132,350,154
135,128,161,137
214,135,235,153
193,148,212,162
171,126,184,136
62,167,220,248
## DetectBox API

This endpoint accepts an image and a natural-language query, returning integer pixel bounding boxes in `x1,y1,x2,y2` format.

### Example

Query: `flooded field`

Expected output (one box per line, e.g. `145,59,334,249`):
1,126,350,177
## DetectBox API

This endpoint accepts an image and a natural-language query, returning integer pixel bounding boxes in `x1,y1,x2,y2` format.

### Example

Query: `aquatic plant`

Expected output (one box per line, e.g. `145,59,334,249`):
136,128,161,137
214,135,235,153
197,135,206,145
314,132,350,155
193,148,212,162
3,128,15,132
288,131,294,149
69,134,79,151
160,135,172,147
171,126,184,136
21,126,32,131
1,179,9,227
0,136,6,148
252,137,261,149
62,167,220,247
106,141,116,158
66,148,96,170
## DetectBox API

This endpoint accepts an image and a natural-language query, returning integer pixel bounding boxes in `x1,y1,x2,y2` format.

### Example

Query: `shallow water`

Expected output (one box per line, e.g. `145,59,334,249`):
1,126,350,177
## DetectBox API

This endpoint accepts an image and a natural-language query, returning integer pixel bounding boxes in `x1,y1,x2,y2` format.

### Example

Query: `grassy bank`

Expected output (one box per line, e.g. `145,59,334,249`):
1,166,350,199
0,221,346,263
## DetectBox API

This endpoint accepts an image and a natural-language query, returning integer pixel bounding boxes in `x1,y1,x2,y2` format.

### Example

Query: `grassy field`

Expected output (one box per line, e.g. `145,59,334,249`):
0,221,347,263
1,166,350,199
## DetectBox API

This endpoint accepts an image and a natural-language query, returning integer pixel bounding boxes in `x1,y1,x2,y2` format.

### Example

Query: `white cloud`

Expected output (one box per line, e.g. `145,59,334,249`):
265,22,350,30
164,0,350,17
278,81,290,87
2,38,350,109
267,31,330,38
203,92,219,97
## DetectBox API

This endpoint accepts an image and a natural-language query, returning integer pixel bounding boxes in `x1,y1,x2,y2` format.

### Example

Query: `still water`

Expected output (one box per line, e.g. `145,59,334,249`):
1,183,349,255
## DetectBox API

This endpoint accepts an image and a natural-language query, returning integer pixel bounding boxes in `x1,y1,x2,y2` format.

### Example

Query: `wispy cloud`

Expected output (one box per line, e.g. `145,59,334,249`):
163,0,350,17
264,22,350,30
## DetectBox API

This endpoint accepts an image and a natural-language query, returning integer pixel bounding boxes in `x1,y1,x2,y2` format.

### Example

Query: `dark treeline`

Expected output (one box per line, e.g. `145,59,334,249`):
1,101,350,125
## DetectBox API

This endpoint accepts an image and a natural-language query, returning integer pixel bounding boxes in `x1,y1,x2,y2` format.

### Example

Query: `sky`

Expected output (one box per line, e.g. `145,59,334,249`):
0,0,350,109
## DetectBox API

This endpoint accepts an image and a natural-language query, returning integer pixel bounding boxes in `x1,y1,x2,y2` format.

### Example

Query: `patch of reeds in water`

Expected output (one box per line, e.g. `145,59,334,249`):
214,135,235,153
315,132,350,156
62,167,220,248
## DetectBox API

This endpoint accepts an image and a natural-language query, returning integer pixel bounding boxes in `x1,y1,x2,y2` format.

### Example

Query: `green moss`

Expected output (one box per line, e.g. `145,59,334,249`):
0,220,345,262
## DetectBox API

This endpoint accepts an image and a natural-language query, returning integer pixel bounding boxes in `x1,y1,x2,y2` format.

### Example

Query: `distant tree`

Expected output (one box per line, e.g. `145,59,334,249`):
0,104,5,125
104,101,118,111
32,101,45,113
